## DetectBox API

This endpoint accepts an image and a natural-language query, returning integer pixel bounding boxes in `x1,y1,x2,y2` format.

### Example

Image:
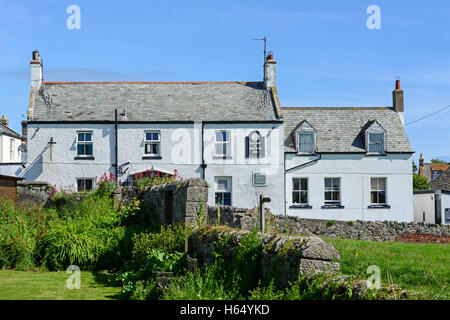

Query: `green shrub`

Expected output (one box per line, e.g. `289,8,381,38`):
130,224,191,269
327,220,336,227
162,264,234,300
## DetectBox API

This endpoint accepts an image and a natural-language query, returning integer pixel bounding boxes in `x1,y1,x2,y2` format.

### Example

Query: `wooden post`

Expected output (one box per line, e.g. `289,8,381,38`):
259,194,271,233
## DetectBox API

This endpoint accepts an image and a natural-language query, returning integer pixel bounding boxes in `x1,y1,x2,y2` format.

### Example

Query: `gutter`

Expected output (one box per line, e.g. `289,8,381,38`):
285,154,322,173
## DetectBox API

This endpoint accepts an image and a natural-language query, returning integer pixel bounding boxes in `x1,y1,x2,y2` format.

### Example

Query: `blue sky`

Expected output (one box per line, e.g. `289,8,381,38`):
0,0,449,163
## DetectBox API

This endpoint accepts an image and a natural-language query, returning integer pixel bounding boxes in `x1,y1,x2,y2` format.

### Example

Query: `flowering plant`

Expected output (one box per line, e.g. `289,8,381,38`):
94,172,117,197
132,169,182,192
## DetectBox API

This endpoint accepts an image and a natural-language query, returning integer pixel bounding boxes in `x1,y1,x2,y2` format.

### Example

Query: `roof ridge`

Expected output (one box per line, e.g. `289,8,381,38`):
282,106,393,110
42,81,262,85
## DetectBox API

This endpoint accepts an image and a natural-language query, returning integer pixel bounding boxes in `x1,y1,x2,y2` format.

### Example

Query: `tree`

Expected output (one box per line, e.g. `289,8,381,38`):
430,159,448,164
413,174,431,190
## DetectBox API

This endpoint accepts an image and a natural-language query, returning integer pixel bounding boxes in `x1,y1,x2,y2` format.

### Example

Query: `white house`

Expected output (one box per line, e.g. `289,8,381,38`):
19,50,414,222
0,116,24,177
21,51,285,214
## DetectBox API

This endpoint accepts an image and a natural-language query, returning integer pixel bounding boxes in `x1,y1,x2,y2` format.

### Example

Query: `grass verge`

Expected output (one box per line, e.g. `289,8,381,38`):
325,238,449,300
0,270,121,300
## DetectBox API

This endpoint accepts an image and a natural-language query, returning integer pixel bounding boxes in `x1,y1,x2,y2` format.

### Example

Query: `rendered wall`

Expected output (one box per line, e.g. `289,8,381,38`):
285,153,414,222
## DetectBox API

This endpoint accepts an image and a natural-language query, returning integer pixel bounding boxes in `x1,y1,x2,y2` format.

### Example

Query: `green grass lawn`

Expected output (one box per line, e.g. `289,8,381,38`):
0,271,121,300
325,238,450,300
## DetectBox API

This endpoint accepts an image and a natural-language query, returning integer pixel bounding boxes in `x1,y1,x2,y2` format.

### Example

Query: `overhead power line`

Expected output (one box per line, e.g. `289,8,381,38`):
405,105,450,126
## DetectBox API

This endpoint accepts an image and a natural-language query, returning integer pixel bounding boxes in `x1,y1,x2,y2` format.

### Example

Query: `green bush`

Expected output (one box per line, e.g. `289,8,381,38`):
130,224,191,269
162,264,234,300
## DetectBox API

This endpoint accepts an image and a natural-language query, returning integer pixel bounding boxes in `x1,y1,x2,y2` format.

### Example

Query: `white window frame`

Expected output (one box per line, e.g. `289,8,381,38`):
77,178,94,192
292,177,308,205
324,177,341,206
144,131,161,156
214,176,232,206
367,131,385,154
215,130,231,158
76,131,93,157
370,177,387,205
9,138,14,161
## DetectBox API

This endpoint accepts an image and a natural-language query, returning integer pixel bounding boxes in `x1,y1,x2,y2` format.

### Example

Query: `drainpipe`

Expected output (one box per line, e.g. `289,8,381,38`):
200,122,207,179
114,109,118,187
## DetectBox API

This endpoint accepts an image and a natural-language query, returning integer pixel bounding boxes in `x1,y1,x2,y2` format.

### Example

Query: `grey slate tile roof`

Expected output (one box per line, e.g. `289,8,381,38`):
0,123,21,139
30,82,279,122
283,107,413,153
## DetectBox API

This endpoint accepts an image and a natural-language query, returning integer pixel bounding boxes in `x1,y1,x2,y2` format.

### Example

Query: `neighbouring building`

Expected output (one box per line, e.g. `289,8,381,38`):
282,80,413,222
418,153,449,181
0,116,24,177
413,190,450,225
430,167,450,191
18,50,415,222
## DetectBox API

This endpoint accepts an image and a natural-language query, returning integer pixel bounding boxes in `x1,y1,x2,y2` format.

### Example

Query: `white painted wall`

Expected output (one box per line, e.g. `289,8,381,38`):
413,192,436,223
203,123,284,214
23,122,285,213
441,192,450,225
285,153,414,222
0,134,22,163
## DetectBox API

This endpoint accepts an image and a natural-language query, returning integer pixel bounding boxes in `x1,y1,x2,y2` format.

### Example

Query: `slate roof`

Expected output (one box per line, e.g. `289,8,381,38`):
431,167,450,191
283,107,413,153
0,123,21,139
30,82,280,122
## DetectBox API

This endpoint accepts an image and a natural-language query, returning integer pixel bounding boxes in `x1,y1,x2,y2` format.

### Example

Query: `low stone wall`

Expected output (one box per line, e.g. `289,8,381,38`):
208,206,450,241
17,181,54,207
188,228,340,288
142,178,208,224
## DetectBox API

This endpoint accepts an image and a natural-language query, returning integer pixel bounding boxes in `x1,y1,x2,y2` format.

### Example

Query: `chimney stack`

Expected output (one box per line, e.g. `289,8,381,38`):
264,51,277,88
393,79,404,125
30,50,43,89
419,153,424,176
0,115,9,127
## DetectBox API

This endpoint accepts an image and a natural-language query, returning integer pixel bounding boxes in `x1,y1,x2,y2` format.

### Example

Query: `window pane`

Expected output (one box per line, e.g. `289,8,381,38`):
325,178,331,189
215,143,224,155
216,132,223,142
332,192,340,201
215,193,223,205
379,191,386,204
332,178,340,188
78,133,85,142
152,132,159,140
301,179,308,191
300,191,308,204
369,133,383,142
292,191,300,203
371,178,378,190
77,144,84,155
86,179,93,191
146,132,152,141
293,178,300,191
371,191,378,203
85,133,92,141
325,191,332,201
223,193,232,206
378,178,386,190
300,133,313,143
85,144,93,156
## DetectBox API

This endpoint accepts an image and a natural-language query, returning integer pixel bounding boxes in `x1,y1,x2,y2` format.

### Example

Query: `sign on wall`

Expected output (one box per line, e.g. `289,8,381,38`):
245,131,265,158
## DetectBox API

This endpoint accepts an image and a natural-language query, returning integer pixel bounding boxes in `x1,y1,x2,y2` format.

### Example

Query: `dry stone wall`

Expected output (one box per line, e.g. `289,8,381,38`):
188,228,340,288
17,181,54,207
142,178,208,224
208,206,450,241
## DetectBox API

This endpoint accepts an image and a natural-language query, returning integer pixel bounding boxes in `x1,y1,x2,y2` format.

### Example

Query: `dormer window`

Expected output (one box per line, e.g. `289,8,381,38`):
294,120,316,155
363,120,386,154
368,132,384,153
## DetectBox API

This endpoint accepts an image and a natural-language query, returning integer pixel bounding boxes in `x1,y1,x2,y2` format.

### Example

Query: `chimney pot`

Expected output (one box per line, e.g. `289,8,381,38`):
396,79,401,90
